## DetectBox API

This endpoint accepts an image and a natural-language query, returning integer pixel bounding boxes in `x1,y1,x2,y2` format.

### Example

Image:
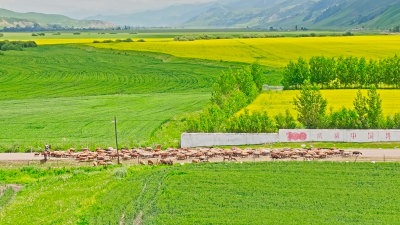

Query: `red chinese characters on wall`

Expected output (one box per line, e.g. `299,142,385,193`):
368,132,374,140
287,132,307,141
386,132,391,140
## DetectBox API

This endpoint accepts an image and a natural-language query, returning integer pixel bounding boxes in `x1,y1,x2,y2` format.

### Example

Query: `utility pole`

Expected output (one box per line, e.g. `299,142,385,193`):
114,116,120,164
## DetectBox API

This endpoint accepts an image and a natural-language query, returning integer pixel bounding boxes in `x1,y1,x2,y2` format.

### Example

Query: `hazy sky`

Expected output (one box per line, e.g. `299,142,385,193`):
0,0,217,18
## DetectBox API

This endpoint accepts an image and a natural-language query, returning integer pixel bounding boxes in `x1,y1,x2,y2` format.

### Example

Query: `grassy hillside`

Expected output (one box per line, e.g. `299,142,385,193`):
0,45,238,151
364,7,400,28
0,8,113,29
313,0,400,29
1,162,400,224
0,45,230,99
162,0,400,29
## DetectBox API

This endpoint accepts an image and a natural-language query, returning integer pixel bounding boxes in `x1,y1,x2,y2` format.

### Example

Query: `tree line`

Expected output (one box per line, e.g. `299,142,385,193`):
186,64,266,132
0,41,37,52
185,65,298,133
282,55,400,89
293,81,400,129
174,32,355,42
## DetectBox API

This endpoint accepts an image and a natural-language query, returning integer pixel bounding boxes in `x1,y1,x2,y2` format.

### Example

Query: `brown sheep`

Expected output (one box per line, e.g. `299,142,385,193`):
177,154,186,160
98,160,107,166
271,153,281,160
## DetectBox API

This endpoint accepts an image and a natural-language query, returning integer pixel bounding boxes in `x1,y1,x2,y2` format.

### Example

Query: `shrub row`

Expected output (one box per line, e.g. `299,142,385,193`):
174,32,354,41
31,33,45,36
283,55,400,89
0,40,37,51
186,64,265,132
93,38,143,43
174,34,234,41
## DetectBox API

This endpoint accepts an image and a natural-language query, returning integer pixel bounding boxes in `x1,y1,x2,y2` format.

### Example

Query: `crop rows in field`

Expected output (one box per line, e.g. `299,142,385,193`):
244,89,400,117
0,45,232,99
0,93,209,151
1,162,400,224
0,45,239,151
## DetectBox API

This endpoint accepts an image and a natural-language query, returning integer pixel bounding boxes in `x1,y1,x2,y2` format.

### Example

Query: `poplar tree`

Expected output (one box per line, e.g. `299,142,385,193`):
294,80,327,128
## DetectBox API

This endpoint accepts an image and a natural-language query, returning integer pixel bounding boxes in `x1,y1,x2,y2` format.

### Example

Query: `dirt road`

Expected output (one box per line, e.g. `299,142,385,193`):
2,149,400,163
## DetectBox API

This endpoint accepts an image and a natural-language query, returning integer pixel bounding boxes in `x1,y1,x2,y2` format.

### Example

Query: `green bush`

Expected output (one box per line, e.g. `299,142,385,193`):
223,110,276,133
123,38,133,42
186,64,265,133
0,41,37,51
0,187,14,208
274,110,297,129
113,167,127,179
1,42,23,51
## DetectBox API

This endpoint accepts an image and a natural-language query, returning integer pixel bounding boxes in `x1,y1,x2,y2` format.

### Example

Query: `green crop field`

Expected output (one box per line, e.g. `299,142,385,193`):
0,44,249,152
1,162,400,224
2,33,400,151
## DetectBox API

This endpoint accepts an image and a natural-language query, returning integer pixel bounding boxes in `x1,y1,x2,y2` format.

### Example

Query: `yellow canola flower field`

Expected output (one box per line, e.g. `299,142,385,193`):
244,89,400,117
86,35,400,67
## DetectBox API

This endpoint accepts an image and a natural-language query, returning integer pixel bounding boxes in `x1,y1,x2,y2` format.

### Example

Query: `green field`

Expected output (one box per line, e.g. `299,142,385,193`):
3,33,400,151
1,162,400,224
0,44,248,151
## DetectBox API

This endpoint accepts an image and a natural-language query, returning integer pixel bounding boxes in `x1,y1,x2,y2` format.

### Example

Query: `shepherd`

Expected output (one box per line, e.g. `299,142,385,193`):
43,144,51,162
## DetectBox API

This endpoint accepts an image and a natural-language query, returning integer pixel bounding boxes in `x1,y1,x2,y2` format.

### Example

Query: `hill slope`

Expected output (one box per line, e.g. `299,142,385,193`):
88,3,215,27
103,0,400,30
185,0,400,29
0,8,113,29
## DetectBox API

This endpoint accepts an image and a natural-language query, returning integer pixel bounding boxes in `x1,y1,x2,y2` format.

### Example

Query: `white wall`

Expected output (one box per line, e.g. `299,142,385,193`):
279,129,400,143
181,130,400,147
181,133,279,148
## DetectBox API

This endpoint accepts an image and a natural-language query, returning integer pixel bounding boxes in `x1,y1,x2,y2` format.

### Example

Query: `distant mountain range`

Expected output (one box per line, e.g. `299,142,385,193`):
2,0,400,30
0,8,113,30
91,0,400,30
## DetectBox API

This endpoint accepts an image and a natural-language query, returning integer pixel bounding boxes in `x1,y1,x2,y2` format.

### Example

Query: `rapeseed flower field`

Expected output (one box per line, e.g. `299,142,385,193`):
244,89,400,117
87,35,400,67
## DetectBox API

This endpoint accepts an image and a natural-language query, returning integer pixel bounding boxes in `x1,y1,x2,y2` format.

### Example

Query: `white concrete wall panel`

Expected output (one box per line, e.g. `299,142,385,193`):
181,130,400,147
181,133,279,148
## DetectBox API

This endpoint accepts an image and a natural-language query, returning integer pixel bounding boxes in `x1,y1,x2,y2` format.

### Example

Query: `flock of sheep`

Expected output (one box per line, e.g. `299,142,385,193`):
36,146,363,166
